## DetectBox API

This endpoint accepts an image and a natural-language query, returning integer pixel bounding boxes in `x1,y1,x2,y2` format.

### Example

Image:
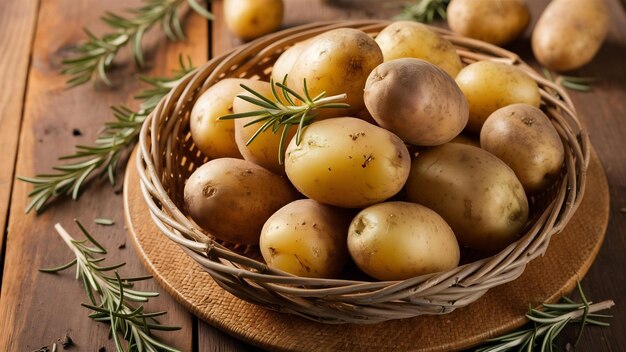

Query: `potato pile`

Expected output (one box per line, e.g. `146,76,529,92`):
184,22,565,281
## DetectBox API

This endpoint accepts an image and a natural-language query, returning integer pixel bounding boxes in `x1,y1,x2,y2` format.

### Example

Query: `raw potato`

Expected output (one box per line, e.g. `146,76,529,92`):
447,0,530,46
233,81,296,174
271,41,307,83
450,133,480,147
375,21,463,77
190,79,267,159
287,28,383,116
285,117,410,208
364,58,468,146
224,0,284,41
405,143,529,252
184,158,297,245
532,0,610,71
260,199,350,278
481,104,565,193
456,61,540,132
347,202,460,281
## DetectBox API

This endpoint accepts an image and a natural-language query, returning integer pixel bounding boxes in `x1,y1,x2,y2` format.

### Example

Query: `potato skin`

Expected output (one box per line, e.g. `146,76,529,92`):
271,41,306,84
233,81,296,174
480,104,565,193
347,202,460,281
260,199,350,278
375,21,463,77
287,28,383,116
405,143,529,252
447,0,530,46
285,117,410,208
532,0,609,71
364,58,468,146
183,158,297,245
190,79,268,160
224,0,284,41
456,61,540,132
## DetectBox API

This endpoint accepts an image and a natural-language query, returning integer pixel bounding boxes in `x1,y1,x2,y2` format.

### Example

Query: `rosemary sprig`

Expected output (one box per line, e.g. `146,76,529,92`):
62,0,211,87
543,68,597,92
476,282,614,352
394,0,451,23
18,56,194,214
41,220,180,352
219,77,350,164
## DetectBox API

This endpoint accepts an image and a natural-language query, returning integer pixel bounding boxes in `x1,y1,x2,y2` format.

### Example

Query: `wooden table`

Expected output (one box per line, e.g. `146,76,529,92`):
0,0,624,351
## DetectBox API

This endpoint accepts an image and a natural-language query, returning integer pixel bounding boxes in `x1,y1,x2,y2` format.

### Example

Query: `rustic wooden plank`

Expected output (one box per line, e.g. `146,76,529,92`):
0,1,207,351
0,0,39,264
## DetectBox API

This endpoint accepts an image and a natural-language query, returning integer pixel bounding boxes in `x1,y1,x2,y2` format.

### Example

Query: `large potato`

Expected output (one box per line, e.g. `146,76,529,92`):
224,0,284,41
481,104,565,193
375,21,463,77
532,0,610,71
447,0,530,46
260,199,350,278
348,202,460,281
405,143,529,252
456,61,540,132
190,79,268,160
184,158,297,245
233,81,296,174
287,28,383,117
364,58,468,146
285,117,410,208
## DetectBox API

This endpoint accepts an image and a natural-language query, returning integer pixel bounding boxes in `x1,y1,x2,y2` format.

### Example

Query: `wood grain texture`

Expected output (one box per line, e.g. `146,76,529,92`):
124,148,609,351
0,0,39,262
0,1,207,350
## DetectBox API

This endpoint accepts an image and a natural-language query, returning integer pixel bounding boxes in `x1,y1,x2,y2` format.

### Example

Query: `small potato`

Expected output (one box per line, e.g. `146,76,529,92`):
375,21,463,77
405,143,529,252
184,158,297,245
450,133,480,148
481,104,565,193
348,202,460,281
233,81,296,174
447,0,530,46
285,117,410,208
190,79,268,159
260,199,350,278
364,58,468,146
287,28,383,116
456,61,540,132
224,0,284,41
271,41,307,83
532,0,610,71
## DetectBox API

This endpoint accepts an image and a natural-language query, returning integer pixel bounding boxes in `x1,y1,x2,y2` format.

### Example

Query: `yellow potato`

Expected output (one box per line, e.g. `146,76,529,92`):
224,0,284,41
271,41,307,84
285,117,410,208
455,61,540,132
447,0,530,46
190,79,268,159
375,21,463,77
480,104,565,193
233,81,296,174
260,199,350,278
364,58,468,146
287,28,383,117
405,143,529,252
532,0,610,71
348,202,460,281
184,158,297,245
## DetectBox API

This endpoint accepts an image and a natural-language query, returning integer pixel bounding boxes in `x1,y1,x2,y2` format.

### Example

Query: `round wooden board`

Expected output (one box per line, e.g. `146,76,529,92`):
124,148,609,352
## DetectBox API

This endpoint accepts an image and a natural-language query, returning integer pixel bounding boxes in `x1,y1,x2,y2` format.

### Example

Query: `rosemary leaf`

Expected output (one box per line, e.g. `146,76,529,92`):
19,58,194,214
95,218,116,226
61,0,211,87
395,0,451,23
42,220,181,352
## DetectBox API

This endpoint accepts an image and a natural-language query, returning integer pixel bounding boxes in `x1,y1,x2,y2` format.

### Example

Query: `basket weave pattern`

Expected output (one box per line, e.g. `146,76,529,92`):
137,21,589,323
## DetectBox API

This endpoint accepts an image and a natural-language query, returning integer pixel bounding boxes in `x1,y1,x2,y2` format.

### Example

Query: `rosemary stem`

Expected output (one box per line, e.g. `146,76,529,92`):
311,93,348,106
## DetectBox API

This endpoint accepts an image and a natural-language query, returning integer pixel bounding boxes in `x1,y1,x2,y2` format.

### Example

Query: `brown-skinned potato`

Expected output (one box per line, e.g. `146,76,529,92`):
480,104,565,193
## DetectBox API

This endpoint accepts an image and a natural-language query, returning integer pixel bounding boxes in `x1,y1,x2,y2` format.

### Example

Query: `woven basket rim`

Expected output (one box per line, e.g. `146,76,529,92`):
136,20,589,323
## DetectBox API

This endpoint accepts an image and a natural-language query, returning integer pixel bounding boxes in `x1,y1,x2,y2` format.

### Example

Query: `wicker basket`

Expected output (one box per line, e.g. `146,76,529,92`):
136,20,589,324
